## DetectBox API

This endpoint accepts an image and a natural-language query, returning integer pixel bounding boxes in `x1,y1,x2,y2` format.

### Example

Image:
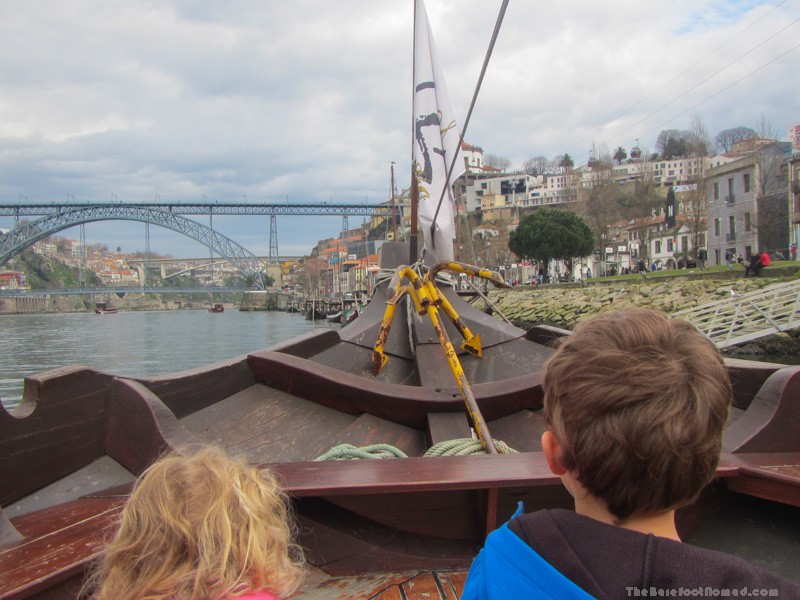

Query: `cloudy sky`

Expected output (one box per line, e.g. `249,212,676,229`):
1,0,798,258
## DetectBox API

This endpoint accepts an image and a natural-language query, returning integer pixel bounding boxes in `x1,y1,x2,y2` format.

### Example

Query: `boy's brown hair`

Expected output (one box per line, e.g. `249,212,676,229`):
543,308,731,521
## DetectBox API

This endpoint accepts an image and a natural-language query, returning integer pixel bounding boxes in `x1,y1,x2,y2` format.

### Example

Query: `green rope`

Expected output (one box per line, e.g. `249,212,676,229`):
314,443,408,461
314,439,517,461
424,438,518,456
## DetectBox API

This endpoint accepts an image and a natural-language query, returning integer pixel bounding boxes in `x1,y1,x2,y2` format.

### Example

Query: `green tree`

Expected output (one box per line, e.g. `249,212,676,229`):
509,208,594,277
613,146,627,165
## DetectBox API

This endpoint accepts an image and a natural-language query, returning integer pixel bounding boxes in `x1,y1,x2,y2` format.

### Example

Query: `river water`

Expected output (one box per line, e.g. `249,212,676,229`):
0,310,338,410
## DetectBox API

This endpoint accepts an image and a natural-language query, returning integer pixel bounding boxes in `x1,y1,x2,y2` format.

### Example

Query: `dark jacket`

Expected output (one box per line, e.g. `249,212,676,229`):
462,508,800,599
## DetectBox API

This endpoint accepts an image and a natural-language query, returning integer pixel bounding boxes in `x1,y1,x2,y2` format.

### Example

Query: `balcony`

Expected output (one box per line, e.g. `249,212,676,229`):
724,195,735,205
726,233,737,242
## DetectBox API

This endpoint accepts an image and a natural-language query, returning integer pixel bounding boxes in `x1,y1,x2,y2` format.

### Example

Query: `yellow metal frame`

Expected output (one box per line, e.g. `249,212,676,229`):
372,261,507,453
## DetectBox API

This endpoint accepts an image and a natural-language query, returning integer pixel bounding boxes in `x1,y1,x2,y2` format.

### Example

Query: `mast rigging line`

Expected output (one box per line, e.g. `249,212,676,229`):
564,0,792,156
598,16,800,154
430,0,510,246
625,40,800,152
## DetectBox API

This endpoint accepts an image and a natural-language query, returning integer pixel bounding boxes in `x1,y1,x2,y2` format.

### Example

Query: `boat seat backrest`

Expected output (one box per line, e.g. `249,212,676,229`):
723,365,800,453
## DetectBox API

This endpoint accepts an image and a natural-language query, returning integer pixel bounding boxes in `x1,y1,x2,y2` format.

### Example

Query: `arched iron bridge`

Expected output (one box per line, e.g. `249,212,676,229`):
0,202,397,290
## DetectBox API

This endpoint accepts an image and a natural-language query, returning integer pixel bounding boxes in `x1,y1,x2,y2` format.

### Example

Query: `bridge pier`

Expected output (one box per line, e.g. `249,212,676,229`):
239,291,294,311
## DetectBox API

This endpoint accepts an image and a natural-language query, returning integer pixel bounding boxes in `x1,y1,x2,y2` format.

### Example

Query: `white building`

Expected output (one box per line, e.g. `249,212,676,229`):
787,123,800,153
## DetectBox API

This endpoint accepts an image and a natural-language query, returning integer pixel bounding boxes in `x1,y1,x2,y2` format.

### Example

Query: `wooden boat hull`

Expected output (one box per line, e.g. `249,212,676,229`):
2,244,800,597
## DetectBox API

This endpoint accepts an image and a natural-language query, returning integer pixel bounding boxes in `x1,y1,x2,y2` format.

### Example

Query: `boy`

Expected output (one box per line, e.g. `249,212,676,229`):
461,309,799,599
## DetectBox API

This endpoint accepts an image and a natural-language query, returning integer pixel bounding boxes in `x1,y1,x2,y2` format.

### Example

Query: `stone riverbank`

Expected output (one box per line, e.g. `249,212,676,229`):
486,273,800,359
0,294,220,314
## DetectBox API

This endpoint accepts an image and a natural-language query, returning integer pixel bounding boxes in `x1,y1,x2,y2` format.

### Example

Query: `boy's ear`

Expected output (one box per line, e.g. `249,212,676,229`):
541,431,568,476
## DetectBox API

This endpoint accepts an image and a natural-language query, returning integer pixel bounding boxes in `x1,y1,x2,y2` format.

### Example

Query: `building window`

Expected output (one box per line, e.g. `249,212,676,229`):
727,177,734,197
713,182,719,200
743,173,751,193
744,212,751,232
655,240,662,253
728,215,736,238
714,218,721,237
681,236,688,252
667,239,674,252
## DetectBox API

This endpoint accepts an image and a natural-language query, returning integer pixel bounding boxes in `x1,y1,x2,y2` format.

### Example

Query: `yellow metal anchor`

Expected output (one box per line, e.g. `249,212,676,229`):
372,261,507,453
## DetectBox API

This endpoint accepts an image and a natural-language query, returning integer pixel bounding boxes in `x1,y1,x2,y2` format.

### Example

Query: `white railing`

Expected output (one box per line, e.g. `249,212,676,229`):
672,279,800,348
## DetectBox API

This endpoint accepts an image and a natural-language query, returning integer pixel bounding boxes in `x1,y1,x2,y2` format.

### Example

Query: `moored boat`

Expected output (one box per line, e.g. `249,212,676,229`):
208,302,224,313
94,302,118,314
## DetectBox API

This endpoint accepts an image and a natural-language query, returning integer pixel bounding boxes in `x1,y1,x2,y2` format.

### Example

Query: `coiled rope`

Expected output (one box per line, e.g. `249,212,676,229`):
424,438,517,456
314,438,517,461
314,444,408,461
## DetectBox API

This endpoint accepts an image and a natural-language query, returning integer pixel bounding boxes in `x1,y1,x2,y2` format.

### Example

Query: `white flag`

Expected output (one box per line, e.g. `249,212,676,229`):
413,0,464,263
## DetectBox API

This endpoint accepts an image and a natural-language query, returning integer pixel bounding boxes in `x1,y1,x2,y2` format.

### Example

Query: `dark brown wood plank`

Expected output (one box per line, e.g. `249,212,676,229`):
0,498,123,600
0,366,111,507
137,357,256,419
717,452,800,508
269,453,559,497
180,383,358,463
487,410,547,452
727,477,800,508
723,365,800,453
426,412,471,447
399,573,451,599
328,414,426,458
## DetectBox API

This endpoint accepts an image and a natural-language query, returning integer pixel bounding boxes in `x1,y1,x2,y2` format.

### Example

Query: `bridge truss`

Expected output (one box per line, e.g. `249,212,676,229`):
0,202,396,218
0,205,270,289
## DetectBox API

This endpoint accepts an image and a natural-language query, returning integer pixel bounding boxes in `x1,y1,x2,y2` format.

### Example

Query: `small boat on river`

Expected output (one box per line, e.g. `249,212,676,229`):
208,302,224,313
94,302,118,314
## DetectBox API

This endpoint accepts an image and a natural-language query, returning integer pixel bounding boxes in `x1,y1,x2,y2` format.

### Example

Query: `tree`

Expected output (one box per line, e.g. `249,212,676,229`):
557,154,574,171
508,208,594,277
613,146,628,165
656,129,692,159
577,165,623,258
484,154,511,171
754,114,777,140
753,142,791,253
522,155,551,176
680,162,709,260
688,114,712,157
714,126,756,153
618,154,662,261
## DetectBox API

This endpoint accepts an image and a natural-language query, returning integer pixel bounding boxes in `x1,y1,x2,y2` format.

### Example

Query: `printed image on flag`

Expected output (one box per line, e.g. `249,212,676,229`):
413,0,465,262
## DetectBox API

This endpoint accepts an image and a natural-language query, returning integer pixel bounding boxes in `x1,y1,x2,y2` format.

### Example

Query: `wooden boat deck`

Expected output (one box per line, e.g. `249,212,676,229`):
179,383,429,462
292,568,467,599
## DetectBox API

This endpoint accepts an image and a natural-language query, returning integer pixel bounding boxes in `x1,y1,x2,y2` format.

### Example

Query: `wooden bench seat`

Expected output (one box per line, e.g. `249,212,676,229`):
2,451,798,599
0,496,124,600
719,451,800,507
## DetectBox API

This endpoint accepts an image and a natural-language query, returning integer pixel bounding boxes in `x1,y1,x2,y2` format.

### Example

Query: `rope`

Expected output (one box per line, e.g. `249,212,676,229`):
466,278,513,325
424,438,517,456
314,439,517,461
314,444,408,461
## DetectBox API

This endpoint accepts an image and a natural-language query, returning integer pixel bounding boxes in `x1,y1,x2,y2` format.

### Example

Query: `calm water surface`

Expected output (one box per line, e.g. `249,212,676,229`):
0,310,337,410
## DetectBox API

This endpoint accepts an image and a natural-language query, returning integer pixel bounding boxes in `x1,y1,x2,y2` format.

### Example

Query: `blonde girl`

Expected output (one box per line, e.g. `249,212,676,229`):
84,446,305,599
